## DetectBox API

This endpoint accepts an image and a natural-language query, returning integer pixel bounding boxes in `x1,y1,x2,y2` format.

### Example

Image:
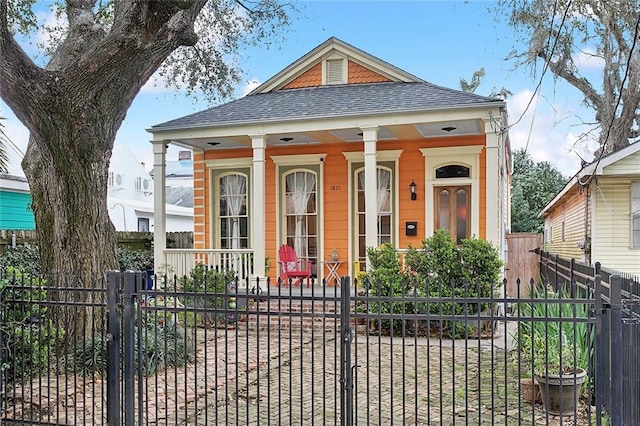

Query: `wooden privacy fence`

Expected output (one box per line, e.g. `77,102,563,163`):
0,230,194,253
505,233,542,297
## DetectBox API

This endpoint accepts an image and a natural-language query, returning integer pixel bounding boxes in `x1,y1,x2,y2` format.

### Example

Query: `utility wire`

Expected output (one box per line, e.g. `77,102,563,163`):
509,0,569,133
577,9,640,187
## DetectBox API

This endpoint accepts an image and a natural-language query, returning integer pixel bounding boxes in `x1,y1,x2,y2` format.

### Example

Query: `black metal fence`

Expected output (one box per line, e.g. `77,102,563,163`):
539,251,640,425
0,262,632,425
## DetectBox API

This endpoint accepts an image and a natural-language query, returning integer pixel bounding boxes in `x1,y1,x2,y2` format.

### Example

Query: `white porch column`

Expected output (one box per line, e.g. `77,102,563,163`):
152,141,167,272
483,117,500,249
251,134,266,278
362,127,379,266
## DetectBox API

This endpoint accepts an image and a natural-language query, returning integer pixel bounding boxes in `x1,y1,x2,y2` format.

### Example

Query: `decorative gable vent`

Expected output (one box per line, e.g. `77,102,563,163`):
326,59,344,84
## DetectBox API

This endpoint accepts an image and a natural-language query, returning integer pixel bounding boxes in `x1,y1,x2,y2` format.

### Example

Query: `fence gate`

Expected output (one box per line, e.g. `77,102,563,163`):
0,269,634,425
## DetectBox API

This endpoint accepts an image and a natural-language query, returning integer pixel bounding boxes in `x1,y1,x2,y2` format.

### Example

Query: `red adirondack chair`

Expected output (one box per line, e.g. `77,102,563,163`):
278,244,312,287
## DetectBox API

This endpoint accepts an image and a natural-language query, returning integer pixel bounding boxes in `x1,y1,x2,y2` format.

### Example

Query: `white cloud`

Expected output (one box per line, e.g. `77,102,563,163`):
573,47,605,70
140,72,175,94
507,89,598,176
241,79,261,97
36,8,68,53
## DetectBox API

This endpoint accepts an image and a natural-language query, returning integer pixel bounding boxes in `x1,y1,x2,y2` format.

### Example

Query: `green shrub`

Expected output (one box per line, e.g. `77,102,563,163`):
178,264,237,324
365,243,413,331
365,231,503,338
0,268,65,382
116,247,154,271
64,318,194,377
517,287,592,377
0,244,41,276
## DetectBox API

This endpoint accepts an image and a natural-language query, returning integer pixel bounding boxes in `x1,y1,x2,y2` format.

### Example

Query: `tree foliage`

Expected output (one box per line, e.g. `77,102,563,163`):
498,0,640,155
0,1,292,283
0,1,292,339
510,148,567,233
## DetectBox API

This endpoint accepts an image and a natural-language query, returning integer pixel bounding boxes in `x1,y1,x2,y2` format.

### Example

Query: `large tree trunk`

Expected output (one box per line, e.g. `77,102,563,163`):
1,0,206,339
23,126,118,276
22,115,119,339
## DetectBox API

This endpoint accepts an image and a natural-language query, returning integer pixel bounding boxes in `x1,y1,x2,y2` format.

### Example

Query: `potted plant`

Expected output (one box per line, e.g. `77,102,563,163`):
518,287,592,415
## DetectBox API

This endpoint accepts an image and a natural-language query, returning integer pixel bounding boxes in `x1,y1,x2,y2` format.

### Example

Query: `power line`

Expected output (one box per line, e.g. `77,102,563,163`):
578,9,640,187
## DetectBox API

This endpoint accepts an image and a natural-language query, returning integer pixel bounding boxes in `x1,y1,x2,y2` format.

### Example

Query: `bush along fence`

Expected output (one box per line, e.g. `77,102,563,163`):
0,242,634,425
538,250,640,424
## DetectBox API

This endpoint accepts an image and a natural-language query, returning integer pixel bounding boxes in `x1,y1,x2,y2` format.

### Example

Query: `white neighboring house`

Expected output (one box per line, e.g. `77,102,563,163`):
108,146,193,232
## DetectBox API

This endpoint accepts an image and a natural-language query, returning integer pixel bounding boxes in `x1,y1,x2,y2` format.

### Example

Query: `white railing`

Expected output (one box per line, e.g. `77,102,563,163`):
162,249,254,280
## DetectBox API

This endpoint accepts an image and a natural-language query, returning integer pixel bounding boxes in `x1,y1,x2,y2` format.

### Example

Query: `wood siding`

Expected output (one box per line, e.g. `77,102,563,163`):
593,178,640,275
348,61,391,84
282,63,322,89
603,150,640,175
544,186,587,261
282,60,390,90
195,137,488,280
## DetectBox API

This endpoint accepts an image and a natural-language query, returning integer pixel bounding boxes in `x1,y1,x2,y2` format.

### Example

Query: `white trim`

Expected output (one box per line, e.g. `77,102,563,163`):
152,141,167,271
204,157,253,169
271,153,327,166
151,108,500,142
421,145,481,238
323,54,348,85
342,149,403,162
249,37,423,95
275,159,325,279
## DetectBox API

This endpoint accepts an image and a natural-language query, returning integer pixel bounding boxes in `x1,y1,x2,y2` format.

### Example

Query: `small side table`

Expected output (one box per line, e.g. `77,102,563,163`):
324,260,344,286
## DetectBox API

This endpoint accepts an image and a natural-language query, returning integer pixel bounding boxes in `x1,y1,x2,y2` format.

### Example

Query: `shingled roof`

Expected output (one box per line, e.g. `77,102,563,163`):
150,81,503,132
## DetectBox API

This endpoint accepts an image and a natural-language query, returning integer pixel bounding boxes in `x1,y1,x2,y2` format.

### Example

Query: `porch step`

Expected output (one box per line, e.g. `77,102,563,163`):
239,299,348,331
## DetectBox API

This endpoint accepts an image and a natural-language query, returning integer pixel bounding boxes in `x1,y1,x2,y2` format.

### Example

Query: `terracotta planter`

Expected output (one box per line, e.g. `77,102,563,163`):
520,377,542,404
535,368,587,415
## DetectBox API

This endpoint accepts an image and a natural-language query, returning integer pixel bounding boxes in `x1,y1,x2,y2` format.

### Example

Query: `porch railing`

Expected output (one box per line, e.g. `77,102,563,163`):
162,248,254,279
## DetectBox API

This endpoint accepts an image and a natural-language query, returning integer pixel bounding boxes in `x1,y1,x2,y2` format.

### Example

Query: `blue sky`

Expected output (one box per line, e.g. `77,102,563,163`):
1,0,600,176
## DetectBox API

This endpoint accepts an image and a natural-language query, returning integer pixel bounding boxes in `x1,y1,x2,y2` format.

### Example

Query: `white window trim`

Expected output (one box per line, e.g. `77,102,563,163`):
421,145,482,238
208,160,253,248
271,153,327,166
343,150,401,267
214,171,250,250
273,155,325,272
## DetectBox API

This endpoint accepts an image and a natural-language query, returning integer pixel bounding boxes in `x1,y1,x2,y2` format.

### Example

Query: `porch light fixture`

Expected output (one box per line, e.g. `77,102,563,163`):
441,126,457,132
280,137,294,142
410,180,417,201
208,142,220,147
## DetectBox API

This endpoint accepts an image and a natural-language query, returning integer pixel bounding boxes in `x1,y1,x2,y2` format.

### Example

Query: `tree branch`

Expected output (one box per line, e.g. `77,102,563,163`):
0,0,51,131
537,47,604,114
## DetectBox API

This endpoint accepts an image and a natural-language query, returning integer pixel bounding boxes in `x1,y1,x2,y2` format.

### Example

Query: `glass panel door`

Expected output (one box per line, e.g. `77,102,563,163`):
435,185,470,243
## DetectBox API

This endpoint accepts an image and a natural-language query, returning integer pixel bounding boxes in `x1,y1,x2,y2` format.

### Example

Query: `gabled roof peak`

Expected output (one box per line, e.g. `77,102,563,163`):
248,36,424,96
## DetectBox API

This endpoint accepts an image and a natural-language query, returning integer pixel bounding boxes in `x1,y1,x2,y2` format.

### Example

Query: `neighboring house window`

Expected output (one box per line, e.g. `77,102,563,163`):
219,173,248,249
135,177,142,192
355,166,394,264
632,182,640,248
108,172,115,187
138,218,150,232
283,170,318,265
561,220,565,242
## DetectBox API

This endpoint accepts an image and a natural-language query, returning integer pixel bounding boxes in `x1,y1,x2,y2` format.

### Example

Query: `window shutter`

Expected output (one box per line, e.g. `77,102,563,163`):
326,59,344,84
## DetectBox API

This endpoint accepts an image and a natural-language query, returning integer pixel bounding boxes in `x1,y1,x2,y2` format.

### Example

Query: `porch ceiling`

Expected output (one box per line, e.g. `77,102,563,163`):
170,118,485,151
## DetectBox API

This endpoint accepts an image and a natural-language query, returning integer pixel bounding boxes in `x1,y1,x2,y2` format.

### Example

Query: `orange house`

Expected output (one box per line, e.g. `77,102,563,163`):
148,37,512,284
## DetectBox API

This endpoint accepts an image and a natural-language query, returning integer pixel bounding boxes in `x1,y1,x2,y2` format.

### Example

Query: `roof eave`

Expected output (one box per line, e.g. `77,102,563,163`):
147,100,506,135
